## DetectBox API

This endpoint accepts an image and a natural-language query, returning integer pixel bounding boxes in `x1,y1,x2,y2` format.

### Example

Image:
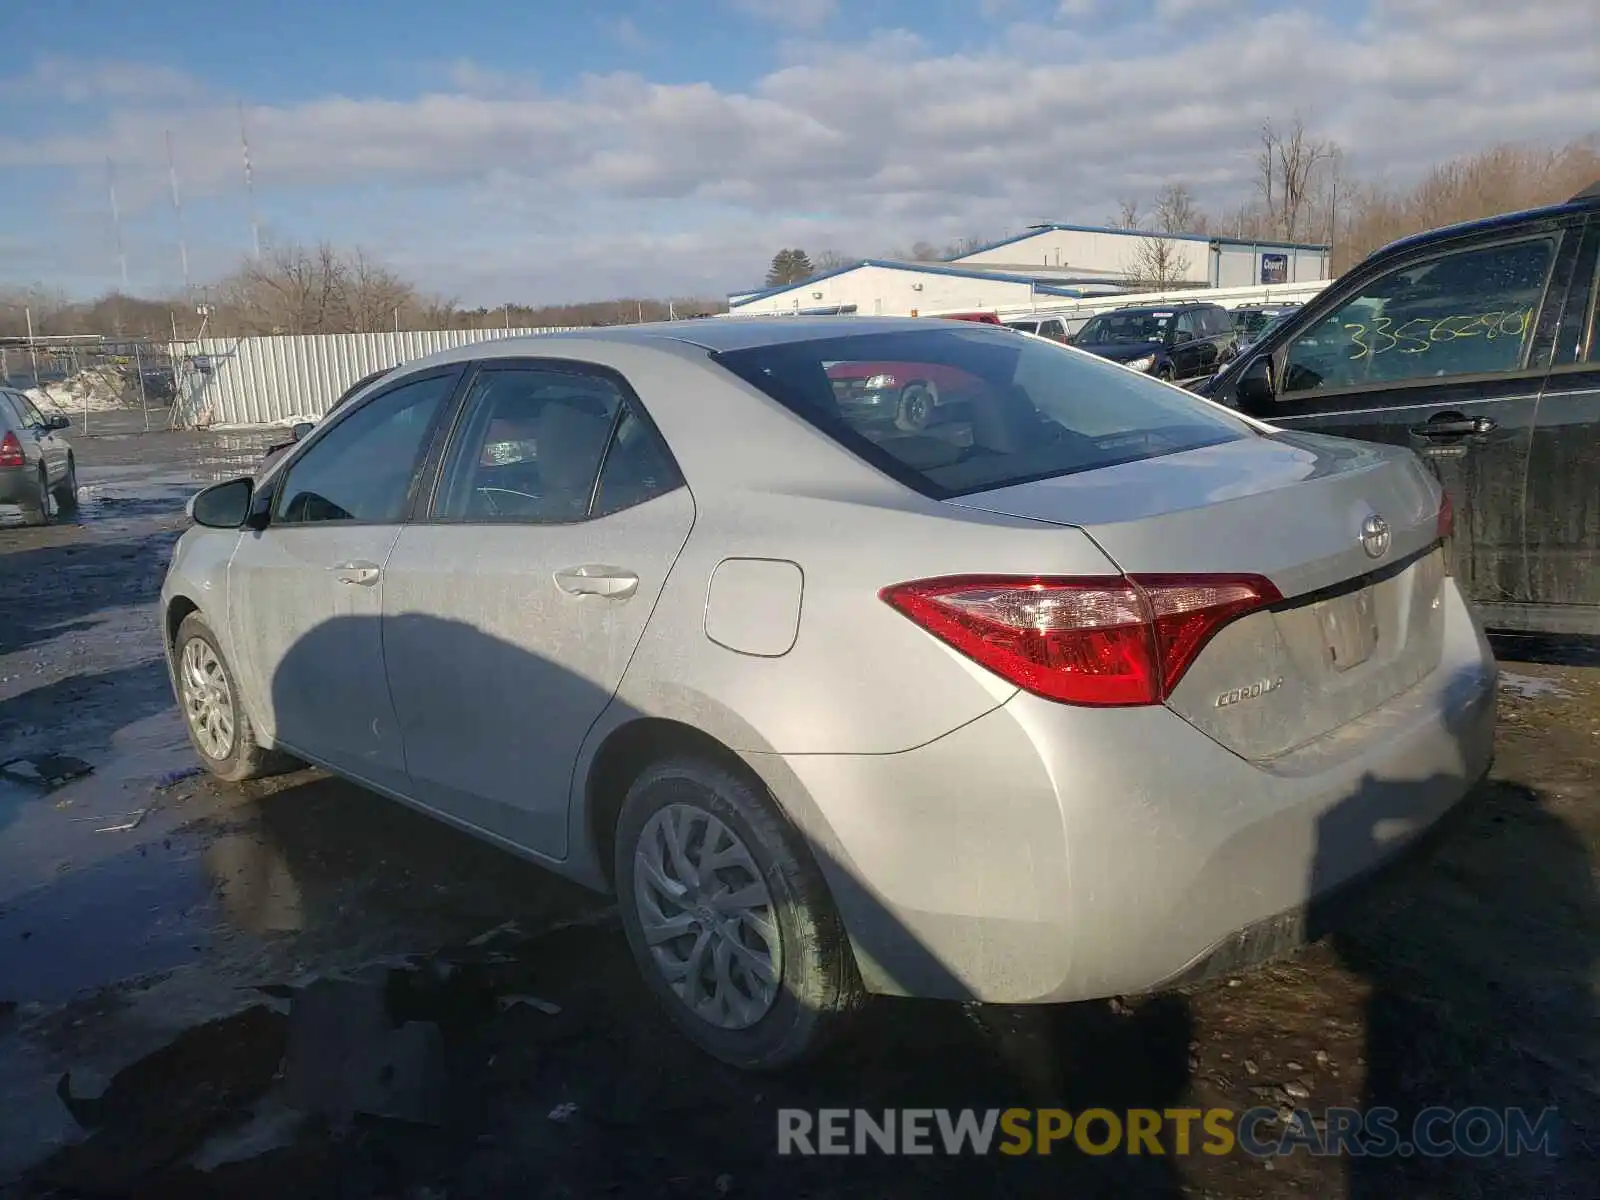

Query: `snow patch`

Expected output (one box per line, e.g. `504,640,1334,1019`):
24,365,137,414
1497,672,1571,699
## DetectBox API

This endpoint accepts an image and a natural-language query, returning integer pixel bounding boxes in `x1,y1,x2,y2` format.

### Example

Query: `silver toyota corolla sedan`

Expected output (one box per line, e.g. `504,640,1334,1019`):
160,316,1496,1069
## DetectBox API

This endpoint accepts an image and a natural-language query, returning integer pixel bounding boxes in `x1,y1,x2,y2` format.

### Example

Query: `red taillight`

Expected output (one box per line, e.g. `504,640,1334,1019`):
0,432,23,468
1436,489,1455,575
880,572,1282,707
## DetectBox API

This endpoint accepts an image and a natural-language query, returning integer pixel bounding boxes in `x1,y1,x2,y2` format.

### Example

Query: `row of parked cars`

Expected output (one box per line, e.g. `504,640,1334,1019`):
161,184,1596,1072
1005,302,1302,381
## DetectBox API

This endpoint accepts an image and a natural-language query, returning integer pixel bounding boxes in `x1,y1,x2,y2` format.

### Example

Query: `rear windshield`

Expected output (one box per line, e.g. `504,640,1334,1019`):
713,327,1253,497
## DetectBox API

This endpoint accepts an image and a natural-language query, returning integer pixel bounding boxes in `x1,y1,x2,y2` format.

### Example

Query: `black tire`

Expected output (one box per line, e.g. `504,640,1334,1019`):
894,382,936,432
173,612,300,783
1155,363,1175,382
614,756,863,1070
52,456,78,515
19,468,49,526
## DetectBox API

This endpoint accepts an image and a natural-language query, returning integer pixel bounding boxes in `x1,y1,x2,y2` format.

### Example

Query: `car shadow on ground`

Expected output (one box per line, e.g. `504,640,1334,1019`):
0,532,181,658
8,618,1595,1198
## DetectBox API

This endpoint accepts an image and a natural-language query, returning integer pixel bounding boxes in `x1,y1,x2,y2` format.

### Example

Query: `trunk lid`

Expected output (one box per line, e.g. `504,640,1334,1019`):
948,431,1449,761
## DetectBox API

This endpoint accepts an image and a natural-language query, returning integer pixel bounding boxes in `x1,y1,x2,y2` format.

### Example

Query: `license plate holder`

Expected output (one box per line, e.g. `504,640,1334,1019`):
1317,588,1378,672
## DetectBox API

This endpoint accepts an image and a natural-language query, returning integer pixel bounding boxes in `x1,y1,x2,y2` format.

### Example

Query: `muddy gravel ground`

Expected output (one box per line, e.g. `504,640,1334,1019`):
0,414,1596,1199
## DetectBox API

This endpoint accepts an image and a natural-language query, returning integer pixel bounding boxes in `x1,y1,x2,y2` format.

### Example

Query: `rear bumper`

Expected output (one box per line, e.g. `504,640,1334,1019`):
751,582,1496,1003
0,465,39,504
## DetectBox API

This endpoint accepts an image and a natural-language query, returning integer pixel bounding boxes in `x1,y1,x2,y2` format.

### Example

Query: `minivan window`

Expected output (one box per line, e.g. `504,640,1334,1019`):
1280,237,1556,394
713,328,1253,498
1078,310,1173,344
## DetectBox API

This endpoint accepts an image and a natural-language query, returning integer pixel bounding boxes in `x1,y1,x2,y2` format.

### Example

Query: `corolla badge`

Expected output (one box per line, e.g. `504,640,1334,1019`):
1360,513,1391,559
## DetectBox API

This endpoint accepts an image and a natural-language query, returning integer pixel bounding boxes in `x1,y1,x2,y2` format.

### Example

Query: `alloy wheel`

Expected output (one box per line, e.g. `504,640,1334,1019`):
179,636,236,761
632,802,782,1030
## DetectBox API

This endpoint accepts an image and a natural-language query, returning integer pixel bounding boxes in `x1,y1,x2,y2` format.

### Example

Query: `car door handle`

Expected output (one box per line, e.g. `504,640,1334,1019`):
554,565,639,599
1411,416,1495,438
333,561,382,586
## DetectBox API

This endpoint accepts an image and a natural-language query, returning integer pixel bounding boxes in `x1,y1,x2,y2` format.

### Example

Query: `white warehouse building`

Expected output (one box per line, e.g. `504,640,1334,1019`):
727,223,1329,318
954,223,1330,289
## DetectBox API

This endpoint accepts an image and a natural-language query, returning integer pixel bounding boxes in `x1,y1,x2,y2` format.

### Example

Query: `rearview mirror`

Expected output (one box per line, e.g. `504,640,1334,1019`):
188,477,254,529
290,421,315,443
1236,357,1276,415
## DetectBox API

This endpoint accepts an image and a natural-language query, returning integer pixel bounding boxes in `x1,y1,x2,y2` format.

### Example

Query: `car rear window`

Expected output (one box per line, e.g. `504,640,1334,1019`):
712,327,1254,497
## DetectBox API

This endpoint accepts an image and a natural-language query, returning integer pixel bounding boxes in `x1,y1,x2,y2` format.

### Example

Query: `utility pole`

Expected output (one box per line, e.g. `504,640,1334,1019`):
239,101,262,259
107,159,130,292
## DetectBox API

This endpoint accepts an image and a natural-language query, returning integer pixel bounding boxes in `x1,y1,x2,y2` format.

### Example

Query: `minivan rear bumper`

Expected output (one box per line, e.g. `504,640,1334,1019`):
753,580,1496,1004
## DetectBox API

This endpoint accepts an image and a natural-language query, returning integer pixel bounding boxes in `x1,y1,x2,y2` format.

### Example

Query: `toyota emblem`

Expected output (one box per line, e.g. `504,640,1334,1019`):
1360,513,1391,559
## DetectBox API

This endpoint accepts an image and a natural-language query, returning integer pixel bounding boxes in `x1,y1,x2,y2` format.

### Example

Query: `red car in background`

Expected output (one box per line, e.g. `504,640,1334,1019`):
825,359,988,432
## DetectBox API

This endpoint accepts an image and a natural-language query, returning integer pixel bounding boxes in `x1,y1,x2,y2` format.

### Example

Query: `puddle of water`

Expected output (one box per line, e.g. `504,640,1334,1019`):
1498,671,1573,699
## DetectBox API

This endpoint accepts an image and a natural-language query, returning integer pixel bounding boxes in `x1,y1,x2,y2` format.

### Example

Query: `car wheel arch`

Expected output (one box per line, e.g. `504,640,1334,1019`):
165,595,202,654
584,717,765,892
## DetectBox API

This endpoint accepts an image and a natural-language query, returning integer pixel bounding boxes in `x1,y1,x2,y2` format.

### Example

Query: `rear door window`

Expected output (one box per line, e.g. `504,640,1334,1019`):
714,327,1252,498
1280,236,1557,394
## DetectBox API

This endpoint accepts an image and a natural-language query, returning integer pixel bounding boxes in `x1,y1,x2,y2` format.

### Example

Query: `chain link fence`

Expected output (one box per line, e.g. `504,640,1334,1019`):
0,337,180,433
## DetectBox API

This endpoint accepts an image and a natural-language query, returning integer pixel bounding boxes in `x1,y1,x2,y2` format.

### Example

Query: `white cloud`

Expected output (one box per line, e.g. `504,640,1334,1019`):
1056,0,1099,17
609,17,650,51
4,0,1598,301
0,56,200,104
727,0,837,29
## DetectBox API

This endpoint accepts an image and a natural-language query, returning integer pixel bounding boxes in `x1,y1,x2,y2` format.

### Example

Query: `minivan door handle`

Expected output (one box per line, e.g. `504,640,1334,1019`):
333,561,382,586
554,565,639,599
1411,415,1496,438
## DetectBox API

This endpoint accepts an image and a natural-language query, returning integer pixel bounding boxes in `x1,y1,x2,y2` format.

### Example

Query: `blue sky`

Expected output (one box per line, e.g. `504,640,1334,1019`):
1,0,1595,305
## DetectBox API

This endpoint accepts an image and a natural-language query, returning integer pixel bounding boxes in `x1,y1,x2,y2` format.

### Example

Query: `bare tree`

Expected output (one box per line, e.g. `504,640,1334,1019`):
1257,114,1335,242
811,249,854,273
1151,182,1203,234
218,241,350,335
345,249,417,333
943,234,989,258
1126,236,1192,287
909,240,940,262
1112,196,1141,229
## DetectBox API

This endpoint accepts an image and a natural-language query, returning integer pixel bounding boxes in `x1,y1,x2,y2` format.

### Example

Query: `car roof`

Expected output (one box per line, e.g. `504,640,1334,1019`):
462,315,993,359
1366,187,1600,264
1098,302,1212,316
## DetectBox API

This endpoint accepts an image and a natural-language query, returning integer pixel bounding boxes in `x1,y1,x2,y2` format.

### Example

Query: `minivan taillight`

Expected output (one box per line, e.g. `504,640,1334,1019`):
880,573,1283,707
0,432,24,468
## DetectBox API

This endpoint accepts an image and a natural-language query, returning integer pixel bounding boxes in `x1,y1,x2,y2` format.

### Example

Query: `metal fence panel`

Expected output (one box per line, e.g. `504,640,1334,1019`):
167,328,577,427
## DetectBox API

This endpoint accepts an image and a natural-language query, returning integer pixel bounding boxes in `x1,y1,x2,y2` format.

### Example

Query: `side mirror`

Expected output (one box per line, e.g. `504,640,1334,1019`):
45,413,71,431
290,421,315,443
1171,329,1194,345
1236,357,1276,415
188,477,254,529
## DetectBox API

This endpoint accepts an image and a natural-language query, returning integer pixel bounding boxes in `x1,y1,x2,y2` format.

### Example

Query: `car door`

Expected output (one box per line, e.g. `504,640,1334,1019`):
1240,224,1580,618
1201,306,1232,370
1170,310,1206,378
1520,216,1600,633
380,359,695,859
226,366,462,792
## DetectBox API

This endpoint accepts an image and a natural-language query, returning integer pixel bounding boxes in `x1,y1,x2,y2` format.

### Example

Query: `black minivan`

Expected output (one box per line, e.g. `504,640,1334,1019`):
1197,185,1600,636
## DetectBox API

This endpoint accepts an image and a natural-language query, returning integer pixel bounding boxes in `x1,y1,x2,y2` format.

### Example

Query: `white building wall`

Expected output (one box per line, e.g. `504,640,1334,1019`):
956,228,1212,284
958,229,1329,287
1214,243,1329,287
728,264,1042,317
